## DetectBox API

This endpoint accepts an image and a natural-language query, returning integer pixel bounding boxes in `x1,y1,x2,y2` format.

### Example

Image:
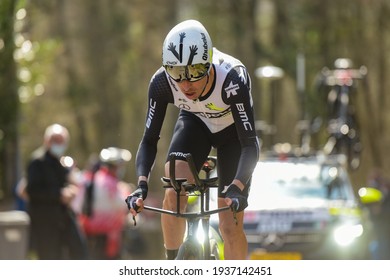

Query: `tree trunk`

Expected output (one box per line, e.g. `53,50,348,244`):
0,0,19,202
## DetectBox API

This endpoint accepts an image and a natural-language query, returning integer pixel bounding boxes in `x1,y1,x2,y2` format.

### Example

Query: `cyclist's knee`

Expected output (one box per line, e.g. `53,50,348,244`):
220,224,243,244
163,188,177,205
164,159,194,182
219,214,243,239
163,188,187,211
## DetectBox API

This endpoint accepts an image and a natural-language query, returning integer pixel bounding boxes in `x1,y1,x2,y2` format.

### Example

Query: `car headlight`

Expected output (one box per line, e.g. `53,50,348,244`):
333,223,364,246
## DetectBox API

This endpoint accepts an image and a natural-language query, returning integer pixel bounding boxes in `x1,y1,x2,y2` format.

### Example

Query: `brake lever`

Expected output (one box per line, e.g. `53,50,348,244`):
231,198,239,225
233,211,238,226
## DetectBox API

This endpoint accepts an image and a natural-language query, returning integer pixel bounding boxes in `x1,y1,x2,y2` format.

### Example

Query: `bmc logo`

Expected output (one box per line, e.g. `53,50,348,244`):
146,99,157,128
236,103,253,131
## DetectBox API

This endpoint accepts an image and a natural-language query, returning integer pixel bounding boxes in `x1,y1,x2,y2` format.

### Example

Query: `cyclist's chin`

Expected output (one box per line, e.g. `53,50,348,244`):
183,92,199,100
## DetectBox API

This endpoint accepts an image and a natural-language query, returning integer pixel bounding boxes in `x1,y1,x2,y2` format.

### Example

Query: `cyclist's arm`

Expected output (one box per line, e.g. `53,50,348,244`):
135,69,173,184
223,66,260,190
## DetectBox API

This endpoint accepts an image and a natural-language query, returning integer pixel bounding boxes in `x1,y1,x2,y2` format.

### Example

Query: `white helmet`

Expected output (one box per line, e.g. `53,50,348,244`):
334,58,353,69
99,147,132,165
162,19,213,67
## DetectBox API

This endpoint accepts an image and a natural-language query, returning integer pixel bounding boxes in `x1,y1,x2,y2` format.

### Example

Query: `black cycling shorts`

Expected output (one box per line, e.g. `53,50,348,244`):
166,110,250,198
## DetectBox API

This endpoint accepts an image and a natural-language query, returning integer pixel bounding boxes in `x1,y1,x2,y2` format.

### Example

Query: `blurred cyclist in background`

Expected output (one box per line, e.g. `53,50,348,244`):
79,147,132,259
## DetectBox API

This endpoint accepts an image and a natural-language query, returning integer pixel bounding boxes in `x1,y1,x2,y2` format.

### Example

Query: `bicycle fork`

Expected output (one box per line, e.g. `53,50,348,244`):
176,217,204,260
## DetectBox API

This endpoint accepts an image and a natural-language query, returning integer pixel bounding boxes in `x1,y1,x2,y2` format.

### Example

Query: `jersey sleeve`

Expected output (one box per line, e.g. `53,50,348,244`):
135,69,174,178
222,66,260,186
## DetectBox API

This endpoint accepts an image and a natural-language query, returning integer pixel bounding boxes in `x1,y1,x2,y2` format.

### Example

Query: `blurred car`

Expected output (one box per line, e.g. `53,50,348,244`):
242,153,373,260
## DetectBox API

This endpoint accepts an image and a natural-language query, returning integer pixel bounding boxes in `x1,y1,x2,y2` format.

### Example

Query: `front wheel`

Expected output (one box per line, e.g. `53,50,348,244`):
176,240,203,260
209,239,221,260
208,227,224,260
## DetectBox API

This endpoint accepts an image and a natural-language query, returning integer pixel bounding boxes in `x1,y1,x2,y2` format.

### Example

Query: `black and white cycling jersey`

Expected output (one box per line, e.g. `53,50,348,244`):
136,47,259,189
166,48,253,133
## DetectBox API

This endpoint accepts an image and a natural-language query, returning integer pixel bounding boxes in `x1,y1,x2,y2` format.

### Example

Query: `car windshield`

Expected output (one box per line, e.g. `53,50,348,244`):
250,160,352,201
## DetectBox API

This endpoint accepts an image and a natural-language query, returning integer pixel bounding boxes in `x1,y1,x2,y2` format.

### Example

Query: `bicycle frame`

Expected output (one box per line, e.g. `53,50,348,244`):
143,153,230,260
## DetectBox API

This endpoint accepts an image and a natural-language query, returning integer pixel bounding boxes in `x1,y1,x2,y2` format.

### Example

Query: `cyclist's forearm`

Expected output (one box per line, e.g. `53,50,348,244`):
136,138,158,179
231,179,245,191
234,137,260,186
138,176,148,184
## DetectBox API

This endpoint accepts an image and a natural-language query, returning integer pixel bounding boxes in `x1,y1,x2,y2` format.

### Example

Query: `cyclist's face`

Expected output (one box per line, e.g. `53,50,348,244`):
176,75,209,100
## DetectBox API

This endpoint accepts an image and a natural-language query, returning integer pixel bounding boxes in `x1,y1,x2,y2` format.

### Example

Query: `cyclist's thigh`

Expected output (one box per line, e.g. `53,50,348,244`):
213,125,250,198
167,110,212,170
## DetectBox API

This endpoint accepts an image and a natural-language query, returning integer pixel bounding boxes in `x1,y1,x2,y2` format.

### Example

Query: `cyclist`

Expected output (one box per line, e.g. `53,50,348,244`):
315,58,357,123
79,147,132,259
126,19,260,260
315,58,363,169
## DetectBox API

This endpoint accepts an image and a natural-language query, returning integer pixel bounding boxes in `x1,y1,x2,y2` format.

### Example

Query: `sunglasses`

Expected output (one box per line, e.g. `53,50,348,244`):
165,63,210,82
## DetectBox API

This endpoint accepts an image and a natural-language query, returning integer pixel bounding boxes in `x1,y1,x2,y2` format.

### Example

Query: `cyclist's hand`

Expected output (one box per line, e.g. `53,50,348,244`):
125,181,148,216
125,195,144,216
222,183,248,213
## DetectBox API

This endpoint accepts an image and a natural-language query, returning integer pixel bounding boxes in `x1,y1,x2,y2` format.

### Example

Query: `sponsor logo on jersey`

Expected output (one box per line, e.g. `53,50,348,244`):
225,81,240,98
169,151,190,158
178,103,191,110
238,67,248,84
236,103,253,131
193,108,231,119
146,99,157,128
225,62,232,70
205,103,225,111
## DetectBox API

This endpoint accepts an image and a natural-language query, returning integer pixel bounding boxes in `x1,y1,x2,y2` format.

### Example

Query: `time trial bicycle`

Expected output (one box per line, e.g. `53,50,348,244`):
141,153,236,260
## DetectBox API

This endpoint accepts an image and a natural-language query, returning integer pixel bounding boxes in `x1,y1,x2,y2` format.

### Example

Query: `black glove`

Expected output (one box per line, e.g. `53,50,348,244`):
125,181,148,212
223,184,248,212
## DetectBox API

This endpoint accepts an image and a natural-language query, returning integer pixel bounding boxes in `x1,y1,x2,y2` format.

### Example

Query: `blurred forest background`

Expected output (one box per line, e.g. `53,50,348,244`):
1,0,390,207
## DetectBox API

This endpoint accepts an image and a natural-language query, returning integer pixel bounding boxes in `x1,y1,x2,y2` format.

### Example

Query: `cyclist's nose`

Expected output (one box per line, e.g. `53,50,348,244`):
180,80,192,90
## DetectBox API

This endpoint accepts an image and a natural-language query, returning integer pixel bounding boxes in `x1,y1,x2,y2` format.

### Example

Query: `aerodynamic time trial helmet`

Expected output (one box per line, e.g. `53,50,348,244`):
162,19,213,82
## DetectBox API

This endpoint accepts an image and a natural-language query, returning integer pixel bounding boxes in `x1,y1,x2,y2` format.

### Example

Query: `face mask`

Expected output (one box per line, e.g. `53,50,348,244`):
50,144,67,158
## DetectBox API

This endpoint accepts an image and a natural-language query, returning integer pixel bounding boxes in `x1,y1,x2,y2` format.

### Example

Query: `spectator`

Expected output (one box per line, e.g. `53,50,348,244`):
25,123,88,260
79,147,132,259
